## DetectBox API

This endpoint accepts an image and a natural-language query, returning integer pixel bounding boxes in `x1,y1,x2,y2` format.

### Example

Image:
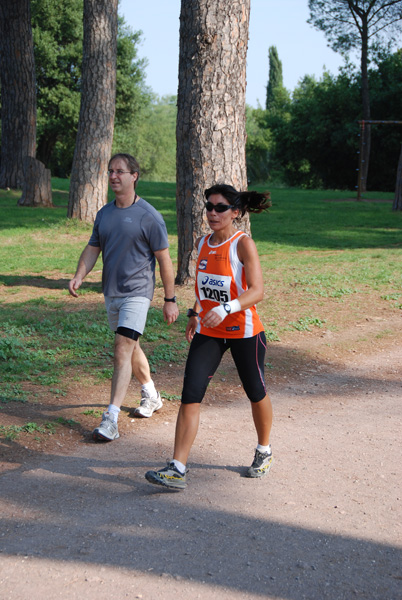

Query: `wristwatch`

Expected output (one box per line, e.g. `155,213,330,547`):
164,296,177,302
187,308,199,318
223,303,231,314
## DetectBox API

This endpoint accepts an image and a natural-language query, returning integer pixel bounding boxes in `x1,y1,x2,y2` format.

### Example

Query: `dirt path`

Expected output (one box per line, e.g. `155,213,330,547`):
1,318,401,600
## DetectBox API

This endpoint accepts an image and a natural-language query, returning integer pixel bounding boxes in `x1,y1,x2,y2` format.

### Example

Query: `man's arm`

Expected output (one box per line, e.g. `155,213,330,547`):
154,247,179,325
68,244,101,298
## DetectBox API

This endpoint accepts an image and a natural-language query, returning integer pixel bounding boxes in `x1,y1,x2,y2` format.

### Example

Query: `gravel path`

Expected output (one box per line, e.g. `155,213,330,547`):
1,339,401,600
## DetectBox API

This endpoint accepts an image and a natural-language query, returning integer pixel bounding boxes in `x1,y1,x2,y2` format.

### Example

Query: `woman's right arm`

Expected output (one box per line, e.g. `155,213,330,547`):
186,236,203,342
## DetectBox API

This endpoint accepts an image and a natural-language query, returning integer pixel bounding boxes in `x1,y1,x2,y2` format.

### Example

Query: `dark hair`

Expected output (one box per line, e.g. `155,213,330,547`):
204,183,271,217
109,153,140,189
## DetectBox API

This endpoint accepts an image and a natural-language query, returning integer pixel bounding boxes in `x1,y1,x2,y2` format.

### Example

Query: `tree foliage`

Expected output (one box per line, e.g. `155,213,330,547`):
113,95,177,182
251,51,402,191
31,0,150,177
115,18,152,128
308,0,402,56
246,46,291,183
31,0,82,176
367,49,402,190
308,0,402,191
266,46,283,111
275,71,361,189
245,106,273,184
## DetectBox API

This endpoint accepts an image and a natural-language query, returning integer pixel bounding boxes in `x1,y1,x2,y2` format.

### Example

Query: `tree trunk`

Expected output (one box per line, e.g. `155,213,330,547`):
359,15,371,194
67,0,118,222
393,144,402,211
18,157,53,207
0,0,36,189
176,0,251,284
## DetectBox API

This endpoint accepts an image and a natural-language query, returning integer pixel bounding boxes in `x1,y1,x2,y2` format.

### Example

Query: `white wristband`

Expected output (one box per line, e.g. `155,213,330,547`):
211,298,242,320
226,299,241,314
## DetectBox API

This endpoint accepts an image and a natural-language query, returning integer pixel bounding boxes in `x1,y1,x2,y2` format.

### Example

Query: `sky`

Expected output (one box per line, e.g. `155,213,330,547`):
119,0,356,108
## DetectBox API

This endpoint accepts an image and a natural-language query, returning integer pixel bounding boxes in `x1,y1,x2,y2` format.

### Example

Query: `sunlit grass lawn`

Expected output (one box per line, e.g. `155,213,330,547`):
0,180,401,408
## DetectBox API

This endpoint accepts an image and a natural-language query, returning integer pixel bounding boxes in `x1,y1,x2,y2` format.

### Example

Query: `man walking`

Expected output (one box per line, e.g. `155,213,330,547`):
68,153,179,441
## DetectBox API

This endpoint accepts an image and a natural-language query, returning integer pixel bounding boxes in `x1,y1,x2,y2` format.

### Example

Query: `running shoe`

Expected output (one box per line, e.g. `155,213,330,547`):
246,448,273,478
92,411,120,441
145,461,188,489
134,390,163,418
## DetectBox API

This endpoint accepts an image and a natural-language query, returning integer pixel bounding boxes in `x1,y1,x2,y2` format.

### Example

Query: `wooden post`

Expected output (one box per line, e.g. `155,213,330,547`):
18,157,53,207
356,120,402,202
393,144,402,211
356,121,364,201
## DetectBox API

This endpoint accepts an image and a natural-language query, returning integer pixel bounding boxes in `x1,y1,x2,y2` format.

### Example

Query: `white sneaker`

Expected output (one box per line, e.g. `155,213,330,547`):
92,412,120,441
134,391,163,418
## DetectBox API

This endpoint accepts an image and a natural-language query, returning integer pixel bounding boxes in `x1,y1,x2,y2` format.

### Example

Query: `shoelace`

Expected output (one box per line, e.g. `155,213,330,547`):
140,398,152,408
253,450,271,465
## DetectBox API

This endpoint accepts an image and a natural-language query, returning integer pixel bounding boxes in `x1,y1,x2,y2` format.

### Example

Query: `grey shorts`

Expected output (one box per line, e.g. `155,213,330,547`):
104,296,151,335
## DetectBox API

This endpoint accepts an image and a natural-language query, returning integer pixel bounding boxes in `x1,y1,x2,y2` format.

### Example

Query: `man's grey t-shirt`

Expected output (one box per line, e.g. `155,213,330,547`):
88,198,169,299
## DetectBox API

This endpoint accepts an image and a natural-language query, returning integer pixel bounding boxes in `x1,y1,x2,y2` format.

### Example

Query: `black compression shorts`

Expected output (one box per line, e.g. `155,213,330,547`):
181,332,267,404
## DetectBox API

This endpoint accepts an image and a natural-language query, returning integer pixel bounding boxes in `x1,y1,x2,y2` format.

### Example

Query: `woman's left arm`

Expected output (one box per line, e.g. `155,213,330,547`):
235,235,264,309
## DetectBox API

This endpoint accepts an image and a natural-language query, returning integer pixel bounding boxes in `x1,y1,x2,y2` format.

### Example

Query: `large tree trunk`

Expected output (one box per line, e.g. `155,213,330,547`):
0,0,36,189
67,0,118,222
18,157,53,207
176,0,250,284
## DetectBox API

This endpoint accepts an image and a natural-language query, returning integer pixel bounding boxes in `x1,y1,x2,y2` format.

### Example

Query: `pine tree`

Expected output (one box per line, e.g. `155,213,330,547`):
0,0,36,189
176,0,251,283
67,0,118,222
266,46,283,111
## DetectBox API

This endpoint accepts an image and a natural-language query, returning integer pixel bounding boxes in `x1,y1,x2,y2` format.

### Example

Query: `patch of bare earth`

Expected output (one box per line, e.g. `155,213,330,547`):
1,274,400,470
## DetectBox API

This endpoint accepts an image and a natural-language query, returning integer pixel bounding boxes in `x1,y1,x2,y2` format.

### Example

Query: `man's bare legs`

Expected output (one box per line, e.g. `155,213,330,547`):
110,335,152,408
131,339,153,388
109,334,135,408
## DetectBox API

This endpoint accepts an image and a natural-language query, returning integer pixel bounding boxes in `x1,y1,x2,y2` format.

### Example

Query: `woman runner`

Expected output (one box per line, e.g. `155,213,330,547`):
145,183,273,489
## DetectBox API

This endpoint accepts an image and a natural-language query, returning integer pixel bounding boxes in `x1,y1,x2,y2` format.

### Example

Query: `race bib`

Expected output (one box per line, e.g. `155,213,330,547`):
197,272,231,304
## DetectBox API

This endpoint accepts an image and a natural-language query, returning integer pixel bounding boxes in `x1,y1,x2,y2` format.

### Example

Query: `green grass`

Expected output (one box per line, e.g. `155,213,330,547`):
0,180,178,275
247,184,401,333
0,301,186,388
0,179,401,405
250,185,400,250
0,417,80,441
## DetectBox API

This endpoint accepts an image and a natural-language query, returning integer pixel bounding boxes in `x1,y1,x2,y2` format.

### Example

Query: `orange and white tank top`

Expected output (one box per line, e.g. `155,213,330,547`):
195,231,264,339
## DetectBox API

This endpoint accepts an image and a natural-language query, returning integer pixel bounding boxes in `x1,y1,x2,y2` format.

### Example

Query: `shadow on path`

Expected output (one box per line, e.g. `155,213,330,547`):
1,444,401,600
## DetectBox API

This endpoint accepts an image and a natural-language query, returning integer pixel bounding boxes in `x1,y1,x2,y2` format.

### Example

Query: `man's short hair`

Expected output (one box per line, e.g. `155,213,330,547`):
109,153,140,189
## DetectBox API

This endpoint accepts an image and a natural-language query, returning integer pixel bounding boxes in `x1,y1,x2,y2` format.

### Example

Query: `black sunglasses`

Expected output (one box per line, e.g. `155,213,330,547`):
204,201,234,213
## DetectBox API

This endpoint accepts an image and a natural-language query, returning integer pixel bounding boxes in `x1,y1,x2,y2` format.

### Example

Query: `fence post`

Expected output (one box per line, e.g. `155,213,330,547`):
393,144,402,211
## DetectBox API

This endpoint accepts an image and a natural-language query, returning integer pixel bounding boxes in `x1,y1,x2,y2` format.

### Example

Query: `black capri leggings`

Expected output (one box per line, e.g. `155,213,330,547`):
181,332,267,404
